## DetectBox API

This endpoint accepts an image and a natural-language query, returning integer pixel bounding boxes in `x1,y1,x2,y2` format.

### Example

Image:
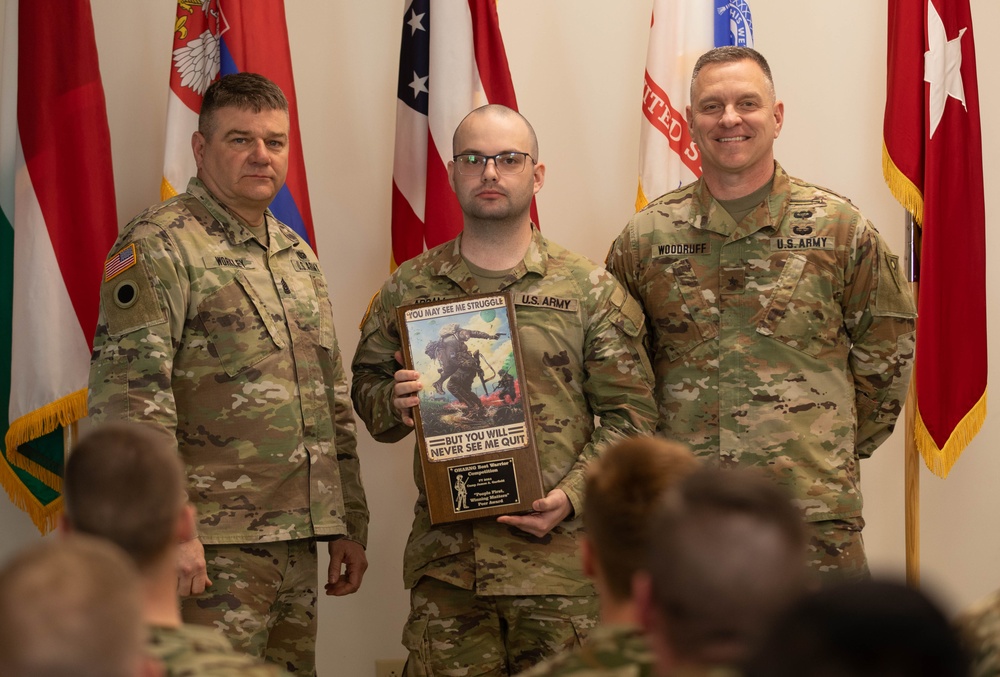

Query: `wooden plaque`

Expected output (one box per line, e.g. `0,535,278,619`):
397,292,544,525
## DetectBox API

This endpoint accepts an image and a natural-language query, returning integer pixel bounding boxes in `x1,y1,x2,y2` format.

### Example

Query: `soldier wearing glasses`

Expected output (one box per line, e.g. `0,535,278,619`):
352,104,657,676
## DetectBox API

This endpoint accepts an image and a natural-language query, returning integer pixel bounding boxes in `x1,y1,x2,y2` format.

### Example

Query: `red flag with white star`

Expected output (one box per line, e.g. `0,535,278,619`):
882,0,986,477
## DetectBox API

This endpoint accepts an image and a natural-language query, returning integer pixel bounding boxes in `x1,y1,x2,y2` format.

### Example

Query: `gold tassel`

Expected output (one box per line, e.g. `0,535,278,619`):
882,141,925,225
914,388,987,479
0,456,63,534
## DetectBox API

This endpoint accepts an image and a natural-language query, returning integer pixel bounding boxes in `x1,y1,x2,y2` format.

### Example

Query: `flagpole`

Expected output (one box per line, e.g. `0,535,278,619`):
903,211,919,587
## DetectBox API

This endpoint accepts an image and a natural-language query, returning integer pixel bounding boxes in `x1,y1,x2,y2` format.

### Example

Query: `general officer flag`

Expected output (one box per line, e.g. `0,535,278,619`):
1,0,118,532
882,0,986,478
390,0,535,268
163,0,317,249
636,0,754,210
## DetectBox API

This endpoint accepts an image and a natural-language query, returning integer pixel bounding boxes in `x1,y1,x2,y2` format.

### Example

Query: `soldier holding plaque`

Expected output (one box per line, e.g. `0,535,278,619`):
351,104,657,676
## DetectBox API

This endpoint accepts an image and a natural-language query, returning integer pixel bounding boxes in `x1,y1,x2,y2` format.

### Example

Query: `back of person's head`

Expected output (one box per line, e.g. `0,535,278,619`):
641,466,808,668
198,71,288,137
745,579,969,677
64,421,186,570
0,535,149,677
584,435,698,602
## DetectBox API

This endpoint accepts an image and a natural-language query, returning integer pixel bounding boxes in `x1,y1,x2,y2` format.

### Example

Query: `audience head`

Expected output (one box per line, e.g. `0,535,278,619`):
745,579,968,677
64,421,189,572
636,466,808,672
0,535,153,677
583,435,698,603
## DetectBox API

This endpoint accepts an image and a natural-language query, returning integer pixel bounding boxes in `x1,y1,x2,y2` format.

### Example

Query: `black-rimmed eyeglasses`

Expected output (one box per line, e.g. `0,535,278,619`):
452,152,535,175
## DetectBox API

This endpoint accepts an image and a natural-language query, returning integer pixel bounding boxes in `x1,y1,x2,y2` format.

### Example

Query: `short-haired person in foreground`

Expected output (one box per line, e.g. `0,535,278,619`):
635,466,809,676
515,435,699,677
745,579,969,677
63,422,288,676
606,46,917,583
0,534,159,677
352,104,658,675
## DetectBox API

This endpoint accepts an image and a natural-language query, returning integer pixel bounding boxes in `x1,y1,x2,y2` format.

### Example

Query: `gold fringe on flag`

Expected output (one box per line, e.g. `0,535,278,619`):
3,388,87,483
882,141,925,226
914,388,987,479
635,179,650,213
0,457,63,534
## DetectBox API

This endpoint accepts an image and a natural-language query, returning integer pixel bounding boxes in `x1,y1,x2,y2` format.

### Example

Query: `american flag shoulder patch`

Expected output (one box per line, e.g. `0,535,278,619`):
104,243,138,282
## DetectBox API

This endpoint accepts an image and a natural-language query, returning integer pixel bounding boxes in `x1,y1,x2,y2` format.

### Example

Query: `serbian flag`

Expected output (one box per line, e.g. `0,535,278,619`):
636,0,754,210
882,0,986,478
162,0,316,249
1,0,118,532
391,0,535,268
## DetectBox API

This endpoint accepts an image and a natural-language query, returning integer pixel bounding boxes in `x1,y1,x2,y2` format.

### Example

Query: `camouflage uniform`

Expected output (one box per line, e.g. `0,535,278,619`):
352,227,657,674
88,178,368,672
148,623,290,676
956,588,1000,677
606,164,916,579
513,623,654,677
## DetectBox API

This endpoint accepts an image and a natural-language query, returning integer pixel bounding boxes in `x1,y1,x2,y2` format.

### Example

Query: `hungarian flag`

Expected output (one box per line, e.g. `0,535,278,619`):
0,0,118,532
636,0,754,210
882,0,986,478
391,0,534,268
163,0,316,249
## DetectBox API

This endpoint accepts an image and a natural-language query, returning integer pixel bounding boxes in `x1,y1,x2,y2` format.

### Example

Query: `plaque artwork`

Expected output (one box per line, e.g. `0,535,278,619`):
397,292,544,524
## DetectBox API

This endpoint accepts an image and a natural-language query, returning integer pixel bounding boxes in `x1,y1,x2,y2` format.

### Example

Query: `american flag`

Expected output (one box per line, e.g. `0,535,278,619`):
390,0,531,268
104,244,137,282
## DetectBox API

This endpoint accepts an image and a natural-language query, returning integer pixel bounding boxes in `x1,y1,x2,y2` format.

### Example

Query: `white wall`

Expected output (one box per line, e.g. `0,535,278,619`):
2,1,999,675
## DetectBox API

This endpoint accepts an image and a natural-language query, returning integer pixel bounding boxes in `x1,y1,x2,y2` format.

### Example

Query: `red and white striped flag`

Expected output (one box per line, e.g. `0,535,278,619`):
1,0,118,529
162,0,317,248
882,0,986,477
637,0,754,210
390,0,533,268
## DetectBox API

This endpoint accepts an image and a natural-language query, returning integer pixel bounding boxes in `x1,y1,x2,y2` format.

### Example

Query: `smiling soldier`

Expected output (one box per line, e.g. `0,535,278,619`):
606,47,917,584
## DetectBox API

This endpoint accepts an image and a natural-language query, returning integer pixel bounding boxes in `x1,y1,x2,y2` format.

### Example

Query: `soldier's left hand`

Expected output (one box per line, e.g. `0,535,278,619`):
496,489,571,538
325,538,368,596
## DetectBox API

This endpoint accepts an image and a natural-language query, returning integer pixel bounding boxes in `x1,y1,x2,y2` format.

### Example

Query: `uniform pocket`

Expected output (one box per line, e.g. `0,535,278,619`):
197,276,282,377
757,254,841,358
646,258,717,362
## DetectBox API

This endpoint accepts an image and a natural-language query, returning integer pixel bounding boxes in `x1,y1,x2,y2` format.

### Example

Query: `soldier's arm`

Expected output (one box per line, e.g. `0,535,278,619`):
327,321,369,546
843,221,917,457
88,223,187,444
558,279,659,517
605,221,654,358
351,289,417,443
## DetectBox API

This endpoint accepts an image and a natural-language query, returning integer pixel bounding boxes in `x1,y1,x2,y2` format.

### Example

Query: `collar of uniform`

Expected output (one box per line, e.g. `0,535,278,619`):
185,177,293,250
690,162,793,241
428,225,548,291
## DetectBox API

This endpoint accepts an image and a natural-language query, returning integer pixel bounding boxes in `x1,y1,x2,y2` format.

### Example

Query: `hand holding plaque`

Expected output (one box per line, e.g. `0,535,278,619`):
396,292,544,525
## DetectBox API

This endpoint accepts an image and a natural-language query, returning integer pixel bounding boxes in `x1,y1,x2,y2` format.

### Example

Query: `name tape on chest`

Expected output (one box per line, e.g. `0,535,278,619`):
770,236,835,251
513,293,579,312
292,259,321,273
652,242,712,258
203,255,257,270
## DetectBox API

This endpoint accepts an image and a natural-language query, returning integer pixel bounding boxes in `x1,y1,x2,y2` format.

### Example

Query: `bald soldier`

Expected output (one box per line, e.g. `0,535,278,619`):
352,104,657,675
606,46,916,581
